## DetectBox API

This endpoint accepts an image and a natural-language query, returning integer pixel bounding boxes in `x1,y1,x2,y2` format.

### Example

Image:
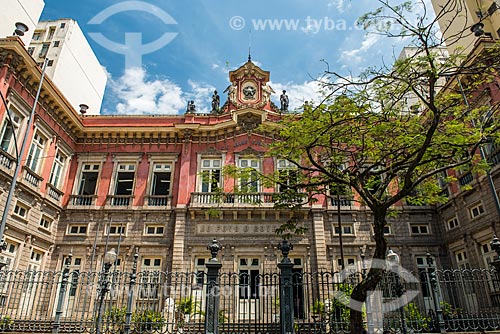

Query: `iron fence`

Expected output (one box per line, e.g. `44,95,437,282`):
0,266,500,333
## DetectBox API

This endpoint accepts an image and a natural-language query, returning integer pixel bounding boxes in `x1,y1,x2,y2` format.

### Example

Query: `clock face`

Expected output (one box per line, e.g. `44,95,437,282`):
242,82,257,101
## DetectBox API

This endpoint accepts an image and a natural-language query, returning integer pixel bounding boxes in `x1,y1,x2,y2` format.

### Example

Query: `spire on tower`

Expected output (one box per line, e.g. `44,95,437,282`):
248,29,252,62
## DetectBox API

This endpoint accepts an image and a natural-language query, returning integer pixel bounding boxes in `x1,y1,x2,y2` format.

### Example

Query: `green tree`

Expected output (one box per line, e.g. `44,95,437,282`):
262,1,500,331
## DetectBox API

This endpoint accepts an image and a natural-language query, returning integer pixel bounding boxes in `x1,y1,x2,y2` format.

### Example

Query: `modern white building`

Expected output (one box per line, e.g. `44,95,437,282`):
431,0,500,55
396,46,449,113
0,0,45,45
28,19,107,114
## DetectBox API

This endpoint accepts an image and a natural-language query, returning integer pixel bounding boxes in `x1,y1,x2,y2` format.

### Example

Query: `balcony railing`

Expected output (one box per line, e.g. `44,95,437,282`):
70,195,97,206
46,183,63,202
107,195,134,206
145,195,172,207
330,195,353,207
0,149,15,170
22,166,43,188
487,146,500,167
459,171,474,186
190,192,306,207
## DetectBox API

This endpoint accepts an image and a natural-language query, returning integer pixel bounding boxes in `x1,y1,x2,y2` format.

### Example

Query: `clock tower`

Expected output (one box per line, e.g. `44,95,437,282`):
224,59,275,112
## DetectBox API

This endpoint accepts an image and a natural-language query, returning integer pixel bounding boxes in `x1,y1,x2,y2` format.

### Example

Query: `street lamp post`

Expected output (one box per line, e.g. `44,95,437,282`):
360,246,367,279
490,235,500,273
386,249,407,334
426,252,445,333
96,248,117,334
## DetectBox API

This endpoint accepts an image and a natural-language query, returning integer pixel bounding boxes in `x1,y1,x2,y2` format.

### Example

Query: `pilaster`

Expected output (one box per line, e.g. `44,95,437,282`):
311,208,328,271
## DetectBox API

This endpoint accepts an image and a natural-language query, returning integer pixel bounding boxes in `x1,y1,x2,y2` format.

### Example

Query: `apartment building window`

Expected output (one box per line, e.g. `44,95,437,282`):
32,32,41,40
67,224,87,235
481,242,497,269
39,216,53,231
455,250,470,269
337,257,357,272
39,43,50,58
53,41,60,47
0,241,17,305
47,27,55,39
47,60,54,66
64,256,82,297
367,166,385,195
13,202,29,219
27,47,35,55
77,163,100,196
238,158,260,192
1,241,18,271
139,258,162,299
384,225,392,235
334,224,354,235
151,163,171,196
277,159,298,192
26,132,47,173
446,216,459,230
28,250,44,271
49,151,67,189
194,258,207,287
144,224,164,236
0,108,24,155
200,159,221,192
416,256,435,298
469,203,485,219
112,163,136,205
410,224,430,235
239,258,260,299
60,22,66,29
108,224,126,236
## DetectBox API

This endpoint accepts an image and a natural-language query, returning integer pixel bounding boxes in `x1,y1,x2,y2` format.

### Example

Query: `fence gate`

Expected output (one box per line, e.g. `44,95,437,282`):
218,272,280,334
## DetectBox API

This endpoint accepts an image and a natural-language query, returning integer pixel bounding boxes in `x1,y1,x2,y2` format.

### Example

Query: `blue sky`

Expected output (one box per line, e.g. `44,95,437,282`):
39,0,432,115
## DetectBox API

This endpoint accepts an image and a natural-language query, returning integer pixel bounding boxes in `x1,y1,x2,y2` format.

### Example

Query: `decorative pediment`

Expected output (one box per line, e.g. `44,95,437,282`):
200,146,223,156
236,112,262,132
236,146,263,156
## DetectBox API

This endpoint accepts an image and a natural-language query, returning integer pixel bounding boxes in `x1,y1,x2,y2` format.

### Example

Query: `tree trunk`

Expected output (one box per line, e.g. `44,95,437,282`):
349,208,388,333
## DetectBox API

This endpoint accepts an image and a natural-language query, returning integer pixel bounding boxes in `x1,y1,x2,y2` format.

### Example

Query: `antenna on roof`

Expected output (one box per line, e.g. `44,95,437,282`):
248,29,252,62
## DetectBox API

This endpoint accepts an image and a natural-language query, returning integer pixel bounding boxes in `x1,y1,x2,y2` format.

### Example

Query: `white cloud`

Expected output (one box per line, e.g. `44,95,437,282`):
109,67,185,115
269,80,324,111
186,80,216,114
106,67,217,115
328,0,351,13
340,33,381,63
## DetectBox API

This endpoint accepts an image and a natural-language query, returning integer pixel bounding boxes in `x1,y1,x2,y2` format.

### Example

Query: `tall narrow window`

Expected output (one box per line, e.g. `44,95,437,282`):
139,258,162,300
277,159,298,192
0,109,23,155
1,241,18,271
49,151,66,188
28,250,44,271
77,164,100,195
201,159,221,192
39,43,50,58
238,158,260,192
151,163,171,196
47,27,55,39
26,132,46,173
111,163,136,206
239,258,260,300
114,164,135,196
